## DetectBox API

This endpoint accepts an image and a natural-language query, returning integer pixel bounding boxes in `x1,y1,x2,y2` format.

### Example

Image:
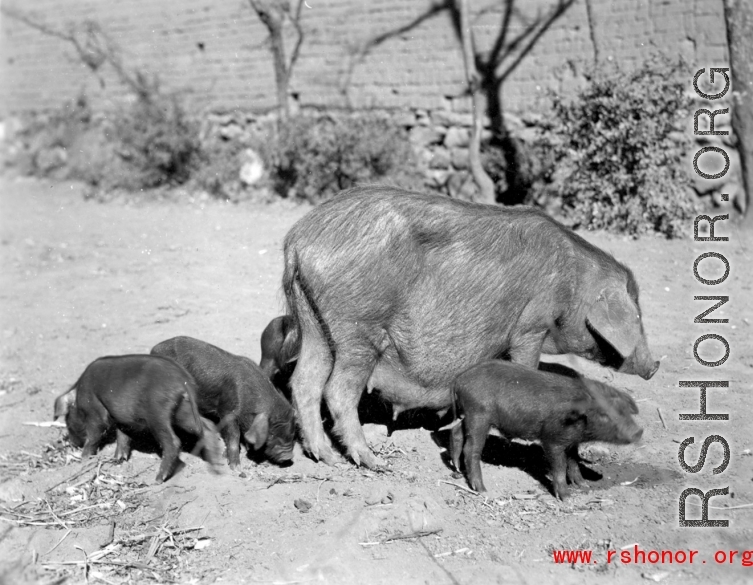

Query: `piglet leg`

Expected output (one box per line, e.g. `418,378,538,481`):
114,430,132,461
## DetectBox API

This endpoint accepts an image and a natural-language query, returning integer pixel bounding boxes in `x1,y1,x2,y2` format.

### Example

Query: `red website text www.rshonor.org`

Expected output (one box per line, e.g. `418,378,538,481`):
552,545,753,566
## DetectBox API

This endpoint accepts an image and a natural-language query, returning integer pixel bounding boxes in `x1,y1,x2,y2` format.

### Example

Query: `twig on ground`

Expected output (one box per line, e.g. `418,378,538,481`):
45,460,99,493
657,408,667,430
359,528,443,546
75,545,90,585
44,528,71,555
315,478,328,505
438,480,479,495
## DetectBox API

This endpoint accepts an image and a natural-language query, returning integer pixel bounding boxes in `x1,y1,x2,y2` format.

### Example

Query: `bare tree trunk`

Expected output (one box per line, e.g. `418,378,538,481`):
584,0,601,67
248,0,304,124
723,0,753,223
457,0,496,204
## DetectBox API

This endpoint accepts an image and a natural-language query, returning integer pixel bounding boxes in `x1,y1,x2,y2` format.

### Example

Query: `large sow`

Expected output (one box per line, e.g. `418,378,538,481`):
283,186,659,468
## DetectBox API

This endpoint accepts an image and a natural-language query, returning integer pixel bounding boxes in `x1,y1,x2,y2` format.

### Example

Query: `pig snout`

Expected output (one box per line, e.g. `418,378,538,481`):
642,360,660,380
617,421,643,444
269,446,294,463
619,345,660,380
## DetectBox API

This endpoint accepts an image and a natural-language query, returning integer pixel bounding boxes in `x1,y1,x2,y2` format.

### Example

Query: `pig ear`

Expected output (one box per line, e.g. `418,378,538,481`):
244,413,269,449
53,390,76,421
621,392,640,415
586,288,642,359
564,401,589,425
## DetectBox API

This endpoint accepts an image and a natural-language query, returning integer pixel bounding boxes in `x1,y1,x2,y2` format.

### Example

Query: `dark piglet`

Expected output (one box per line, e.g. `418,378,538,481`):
283,186,658,468
63,354,221,483
259,315,298,394
151,336,296,468
450,360,642,499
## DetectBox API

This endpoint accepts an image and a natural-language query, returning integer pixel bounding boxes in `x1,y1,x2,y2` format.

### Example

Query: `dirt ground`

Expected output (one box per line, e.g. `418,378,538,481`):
0,176,751,585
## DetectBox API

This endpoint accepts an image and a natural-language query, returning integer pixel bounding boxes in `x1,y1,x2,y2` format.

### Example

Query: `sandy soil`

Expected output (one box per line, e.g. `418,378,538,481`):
0,176,751,585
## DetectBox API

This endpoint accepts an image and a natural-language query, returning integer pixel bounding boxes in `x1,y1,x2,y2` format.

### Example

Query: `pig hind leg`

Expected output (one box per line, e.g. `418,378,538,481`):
173,401,220,468
290,308,338,465
152,421,183,483
323,349,379,468
155,398,204,483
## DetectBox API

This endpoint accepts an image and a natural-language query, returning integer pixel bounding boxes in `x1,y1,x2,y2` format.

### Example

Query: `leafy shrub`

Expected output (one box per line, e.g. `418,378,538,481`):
109,88,202,190
10,92,94,177
538,56,697,237
268,113,423,202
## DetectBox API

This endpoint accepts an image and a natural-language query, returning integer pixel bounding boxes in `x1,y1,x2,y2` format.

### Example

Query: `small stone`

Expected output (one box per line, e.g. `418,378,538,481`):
409,126,444,146
294,498,312,513
451,148,470,170
365,487,394,505
394,110,417,127
428,147,451,169
432,110,473,127
239,148,264,186
444,127,470,149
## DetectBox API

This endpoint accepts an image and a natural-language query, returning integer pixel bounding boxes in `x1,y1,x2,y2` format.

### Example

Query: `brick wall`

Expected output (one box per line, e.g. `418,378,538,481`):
0,0,729,117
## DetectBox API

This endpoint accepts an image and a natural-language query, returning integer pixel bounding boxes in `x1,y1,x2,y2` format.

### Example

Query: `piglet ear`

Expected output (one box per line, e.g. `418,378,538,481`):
53,389,76,421
586,288,642,359
564,401,589,425
244,413,269,449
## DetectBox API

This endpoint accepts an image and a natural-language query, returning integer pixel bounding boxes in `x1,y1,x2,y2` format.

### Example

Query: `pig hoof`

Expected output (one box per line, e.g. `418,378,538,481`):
555,489,570,501
311,444,340,466
353,450,384,470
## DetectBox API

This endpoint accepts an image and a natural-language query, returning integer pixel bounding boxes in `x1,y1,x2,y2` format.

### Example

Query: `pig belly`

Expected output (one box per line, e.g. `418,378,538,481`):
367,362,451,413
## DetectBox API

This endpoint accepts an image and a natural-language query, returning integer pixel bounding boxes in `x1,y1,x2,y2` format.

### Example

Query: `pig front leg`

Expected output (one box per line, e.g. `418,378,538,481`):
544,443,570,500
449,422,464,472
81,419,110,459
565,445,589,489
114,430,132,461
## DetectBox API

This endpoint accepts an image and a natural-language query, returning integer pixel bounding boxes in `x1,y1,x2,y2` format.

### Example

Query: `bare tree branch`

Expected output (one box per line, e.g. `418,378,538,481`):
584,0,601,66
287,0,305,74
0,5,157,98
487,0,515,71
339,1,448,103
498,0,576,82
